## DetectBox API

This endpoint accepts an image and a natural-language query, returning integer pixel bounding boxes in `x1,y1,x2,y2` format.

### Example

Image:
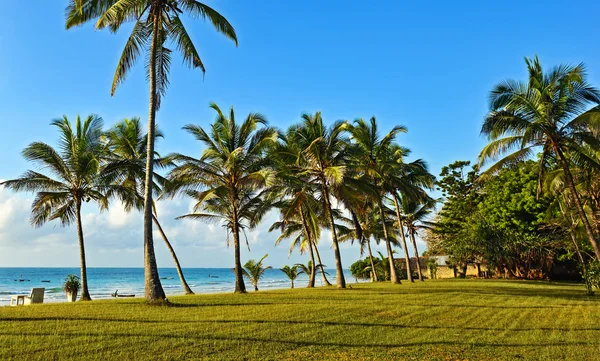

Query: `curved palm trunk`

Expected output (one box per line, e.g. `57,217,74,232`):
313,240,332,286
299,208,316,287
143,14,166,303
556,148,600,261
378,198,400,284
393,194,413,283
321,184,346,288
559,196,593,295
152,215,194,295
291,279,294,289
365,237,378,282
409,230,424,281
75,199,91,301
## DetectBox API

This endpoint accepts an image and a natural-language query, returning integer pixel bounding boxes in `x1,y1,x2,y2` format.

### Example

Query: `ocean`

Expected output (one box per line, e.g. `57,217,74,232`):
0,267,358,305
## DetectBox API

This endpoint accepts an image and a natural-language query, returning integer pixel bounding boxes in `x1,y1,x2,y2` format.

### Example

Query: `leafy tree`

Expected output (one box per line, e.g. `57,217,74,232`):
243,254,272,291
431,160,571,280
478,161,550,234
432,161,482,274
478,56,600,261
1,115,108,301
280,265,300,288
164,103,277,293
66,0,238,302
102,118,193,294
349,258,372,280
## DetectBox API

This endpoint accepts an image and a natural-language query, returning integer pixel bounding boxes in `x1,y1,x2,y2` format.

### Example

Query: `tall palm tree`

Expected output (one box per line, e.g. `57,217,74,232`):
348,117,407,284
164,103,277,293
1,115,108,301
280,265,300,288
66,0,238,302
102,118,193,294
400,197,438,281
288,113,351,288
479,56,600,261
269,130,332,287
343,209,378,282
389,151,436,283
243,254,271,291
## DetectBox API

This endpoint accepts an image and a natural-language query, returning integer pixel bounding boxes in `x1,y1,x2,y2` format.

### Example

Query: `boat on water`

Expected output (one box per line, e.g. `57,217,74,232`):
111,290,135,298
14,274,30,282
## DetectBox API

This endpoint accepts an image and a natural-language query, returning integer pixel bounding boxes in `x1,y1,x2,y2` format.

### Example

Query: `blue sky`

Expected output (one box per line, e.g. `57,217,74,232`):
1,0,600,268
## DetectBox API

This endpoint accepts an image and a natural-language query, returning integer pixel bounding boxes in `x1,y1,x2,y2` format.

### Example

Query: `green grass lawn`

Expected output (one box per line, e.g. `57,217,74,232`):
1,279,599,360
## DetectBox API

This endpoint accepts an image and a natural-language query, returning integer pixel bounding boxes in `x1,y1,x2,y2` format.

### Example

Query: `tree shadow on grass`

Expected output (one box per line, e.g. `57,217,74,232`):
346,285,600,304
0,330,597,349
2,317,600,333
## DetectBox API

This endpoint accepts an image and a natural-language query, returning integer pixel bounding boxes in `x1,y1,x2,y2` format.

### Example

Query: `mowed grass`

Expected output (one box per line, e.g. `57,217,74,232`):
1,280,600,361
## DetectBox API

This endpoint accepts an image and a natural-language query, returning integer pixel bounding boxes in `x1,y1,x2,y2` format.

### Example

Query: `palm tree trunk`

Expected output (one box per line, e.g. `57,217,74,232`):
312,240,332,286
321,183,346,288
365,237,378,282
142,13,166,303
559,195,593,295
556,147,600,261
307,239,316,288
409,230,424,281
232,200,246,293
152,214,194,295
299,208,316,287
393,194,413,283
378,198,400,284
291,279,294,289
253,283,258,292
75,199,91,301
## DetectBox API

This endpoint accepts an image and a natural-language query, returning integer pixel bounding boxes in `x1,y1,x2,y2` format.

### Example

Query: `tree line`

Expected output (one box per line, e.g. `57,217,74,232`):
1,109,435,298
427,57,600,294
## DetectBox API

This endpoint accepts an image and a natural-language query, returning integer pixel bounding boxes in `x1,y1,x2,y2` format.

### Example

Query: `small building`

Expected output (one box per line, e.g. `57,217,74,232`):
425,256,484,279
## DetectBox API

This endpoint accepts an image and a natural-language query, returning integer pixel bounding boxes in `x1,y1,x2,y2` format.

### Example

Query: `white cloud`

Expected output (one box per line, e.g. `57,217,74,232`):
106,204,135,229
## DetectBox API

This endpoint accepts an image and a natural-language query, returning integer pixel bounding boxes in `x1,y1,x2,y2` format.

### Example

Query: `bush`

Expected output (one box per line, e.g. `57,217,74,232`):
62,274,80,293
350,259,372,280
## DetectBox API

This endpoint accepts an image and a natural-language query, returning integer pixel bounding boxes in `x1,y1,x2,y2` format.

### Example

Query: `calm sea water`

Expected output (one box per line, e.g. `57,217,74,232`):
0,268,357,305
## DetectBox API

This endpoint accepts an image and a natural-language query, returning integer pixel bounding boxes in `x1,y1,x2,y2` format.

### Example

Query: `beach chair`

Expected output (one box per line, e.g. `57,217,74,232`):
10,288,45,306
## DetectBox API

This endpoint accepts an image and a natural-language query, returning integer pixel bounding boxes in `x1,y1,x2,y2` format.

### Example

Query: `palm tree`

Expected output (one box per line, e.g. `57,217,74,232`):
348,117,407,284
389,152,436,283
164,103,277,293
102,118,193,294
280,265,300,288
270,218,316,287
295,260,324,287
478,56,600,261
1,115,108,301
243,254,271,291
338,201,381,282
66,0,238,302
269,130,333,287
287,113,351,288
400,197,437,281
